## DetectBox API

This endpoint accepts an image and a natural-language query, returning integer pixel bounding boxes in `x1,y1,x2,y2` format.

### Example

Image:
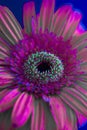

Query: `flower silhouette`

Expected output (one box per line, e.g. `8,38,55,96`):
0,0,87,130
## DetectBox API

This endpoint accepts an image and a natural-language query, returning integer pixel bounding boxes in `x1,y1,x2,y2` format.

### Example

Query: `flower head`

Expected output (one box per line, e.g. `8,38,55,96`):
0,0,87,130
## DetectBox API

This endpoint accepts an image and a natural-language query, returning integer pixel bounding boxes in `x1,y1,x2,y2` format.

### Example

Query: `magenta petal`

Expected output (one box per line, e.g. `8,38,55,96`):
0,89,9,99
12,93,33,127
0,88,20,112
74,25,85,36
23,2,36,34
76,111,87,126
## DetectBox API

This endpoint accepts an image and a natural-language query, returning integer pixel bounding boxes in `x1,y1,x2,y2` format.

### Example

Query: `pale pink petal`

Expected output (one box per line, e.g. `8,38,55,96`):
0,6,23,44
50,97,77,130
81,65,87,74
23,2,36,34
12,93,33,127
78,75,87,83
0,88,20,112
71,31,87,49
75,41,87,53
31,100,45,130
77,48,87,63
60,87,87,118
39,0,55,32
73,81,87,97
51,5,72,36
62,11,82,40
71,29,87,53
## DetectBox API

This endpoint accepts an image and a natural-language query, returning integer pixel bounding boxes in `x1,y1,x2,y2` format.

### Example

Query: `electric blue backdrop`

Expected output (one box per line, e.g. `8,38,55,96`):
0,0,87,130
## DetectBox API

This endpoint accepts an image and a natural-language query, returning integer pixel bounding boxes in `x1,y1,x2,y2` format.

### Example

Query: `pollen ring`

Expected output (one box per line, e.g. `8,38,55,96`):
24,52,64,85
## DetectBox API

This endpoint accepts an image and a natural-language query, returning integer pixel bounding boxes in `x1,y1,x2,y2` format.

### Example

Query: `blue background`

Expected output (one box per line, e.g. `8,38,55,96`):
0,0,87,129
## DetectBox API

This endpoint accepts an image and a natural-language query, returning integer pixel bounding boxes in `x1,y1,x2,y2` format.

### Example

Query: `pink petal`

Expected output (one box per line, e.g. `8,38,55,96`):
79,75,87,83
50,97,77,130
74,81,87,97
68,82,87,126
76,41,87,53
0,88,20,112
0,59,6,64
77,48,87,63
4,7,23,39
23,2,36,34
12,93,33,127
31,100,45,130
51,5,72,36
62,11,82,40
0,73,13,88
71,31,87,49
0,37,9,47
39,0,55,32
81,65,87,74
0,6,23,44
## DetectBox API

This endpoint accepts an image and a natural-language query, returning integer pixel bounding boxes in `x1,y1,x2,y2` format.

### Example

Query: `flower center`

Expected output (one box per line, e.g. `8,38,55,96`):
24,52,64,85
37,61,52,73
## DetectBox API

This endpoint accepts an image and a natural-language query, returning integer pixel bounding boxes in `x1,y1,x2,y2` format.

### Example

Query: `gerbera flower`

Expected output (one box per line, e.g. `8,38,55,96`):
0,0,87,130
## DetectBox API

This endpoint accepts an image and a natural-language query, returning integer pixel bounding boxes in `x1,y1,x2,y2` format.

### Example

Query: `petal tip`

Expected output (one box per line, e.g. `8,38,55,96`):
24,1,35,10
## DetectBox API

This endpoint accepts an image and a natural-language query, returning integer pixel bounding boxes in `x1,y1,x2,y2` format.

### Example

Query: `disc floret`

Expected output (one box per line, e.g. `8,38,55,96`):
24,51,64,85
